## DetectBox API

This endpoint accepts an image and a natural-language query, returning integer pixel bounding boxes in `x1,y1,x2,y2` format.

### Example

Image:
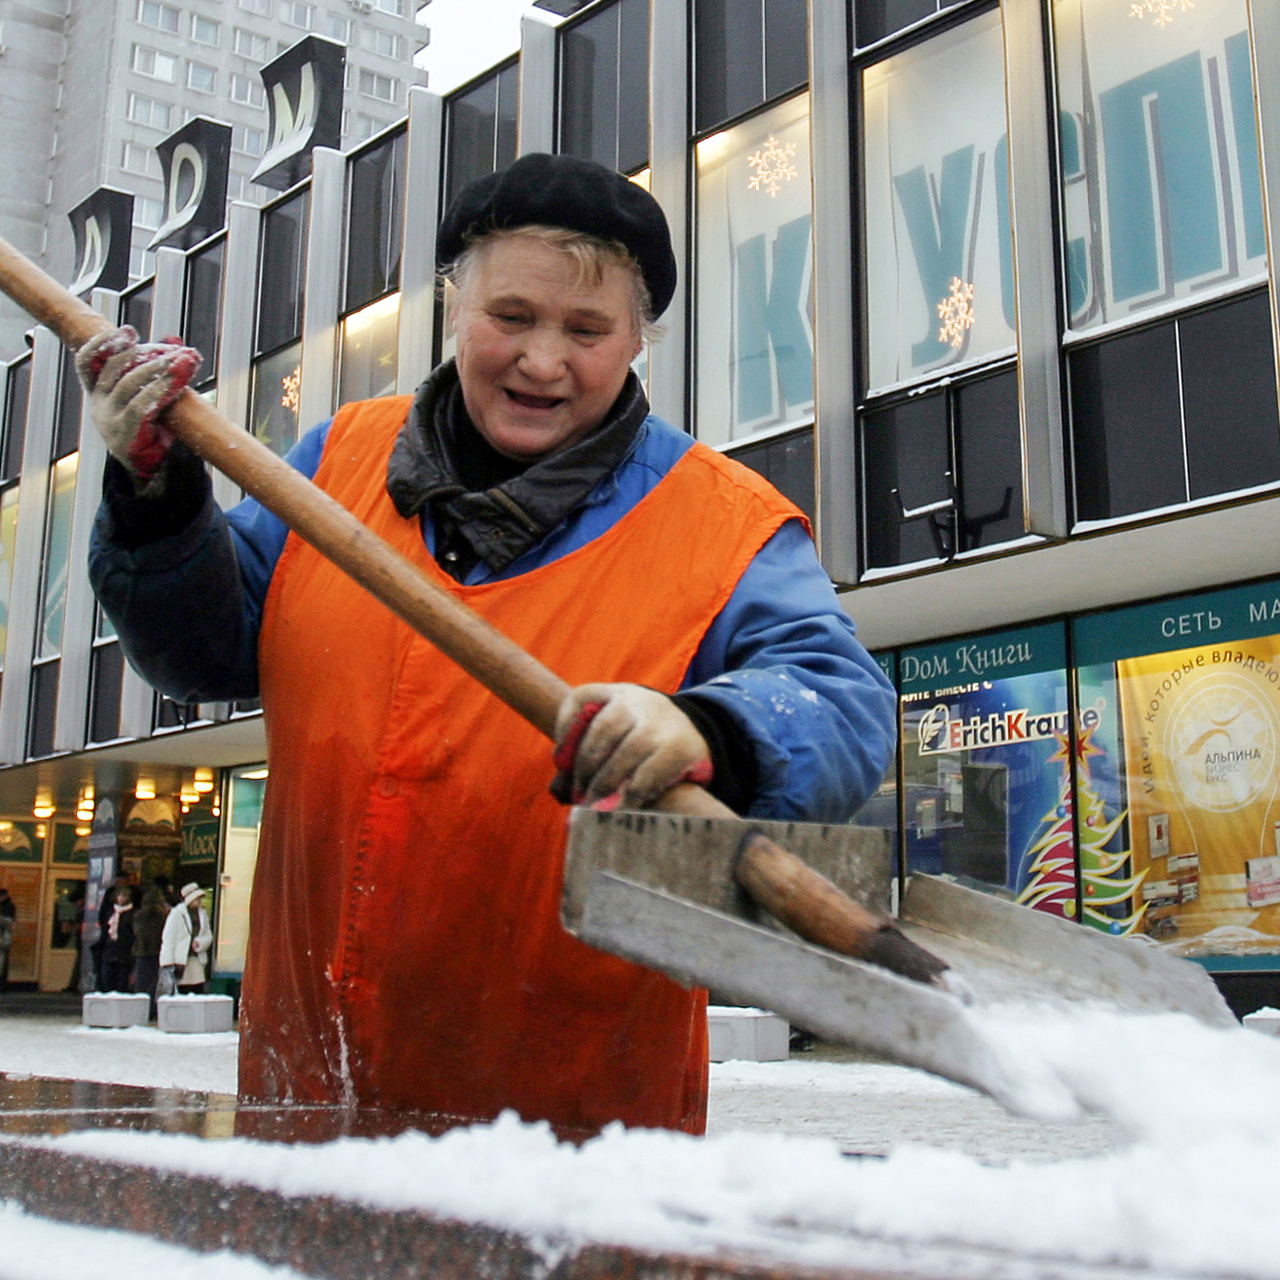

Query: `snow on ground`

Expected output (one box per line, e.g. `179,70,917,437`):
0,1201,311,1280
5,1003,1280,1277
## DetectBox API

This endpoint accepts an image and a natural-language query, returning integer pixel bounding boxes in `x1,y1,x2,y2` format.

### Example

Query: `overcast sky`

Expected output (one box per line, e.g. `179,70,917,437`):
417,0,544,95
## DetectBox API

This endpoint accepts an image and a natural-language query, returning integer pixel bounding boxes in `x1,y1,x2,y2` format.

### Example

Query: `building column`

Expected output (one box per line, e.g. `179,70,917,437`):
398,86,444,394
297,147,345,432
517,9,557,155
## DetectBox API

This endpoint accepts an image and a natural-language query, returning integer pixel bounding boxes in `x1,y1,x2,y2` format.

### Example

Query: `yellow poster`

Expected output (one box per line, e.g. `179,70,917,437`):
1118,639,1280,953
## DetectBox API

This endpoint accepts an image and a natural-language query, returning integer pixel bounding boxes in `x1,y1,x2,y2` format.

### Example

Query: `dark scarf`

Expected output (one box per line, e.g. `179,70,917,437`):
386,359,650,580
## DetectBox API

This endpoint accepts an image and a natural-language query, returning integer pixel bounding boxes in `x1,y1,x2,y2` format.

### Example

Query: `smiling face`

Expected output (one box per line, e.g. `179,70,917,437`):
451,234,644,461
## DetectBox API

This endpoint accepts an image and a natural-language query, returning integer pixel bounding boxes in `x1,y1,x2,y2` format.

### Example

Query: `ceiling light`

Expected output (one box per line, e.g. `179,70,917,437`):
32,788,55,819
135,776,156,801
193,766,215,793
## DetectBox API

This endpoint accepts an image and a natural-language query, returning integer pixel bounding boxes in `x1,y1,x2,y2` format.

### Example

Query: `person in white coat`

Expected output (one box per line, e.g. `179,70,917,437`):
158,881,213,994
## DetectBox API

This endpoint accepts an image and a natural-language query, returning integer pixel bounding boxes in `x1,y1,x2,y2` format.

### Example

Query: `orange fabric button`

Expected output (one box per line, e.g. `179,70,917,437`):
375,775,398,798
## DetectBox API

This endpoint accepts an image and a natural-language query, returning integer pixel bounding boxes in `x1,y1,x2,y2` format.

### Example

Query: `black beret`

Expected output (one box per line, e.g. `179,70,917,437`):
435,153,677,319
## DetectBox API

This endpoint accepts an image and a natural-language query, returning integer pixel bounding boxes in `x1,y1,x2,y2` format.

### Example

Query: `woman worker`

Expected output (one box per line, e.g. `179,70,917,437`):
81,153,897,1139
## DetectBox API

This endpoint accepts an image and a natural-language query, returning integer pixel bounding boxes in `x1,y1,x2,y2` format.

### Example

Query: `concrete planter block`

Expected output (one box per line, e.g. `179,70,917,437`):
707,1006,789,1062
1244,1007,1280,1037
82,993,151,1028
157,995,235,1034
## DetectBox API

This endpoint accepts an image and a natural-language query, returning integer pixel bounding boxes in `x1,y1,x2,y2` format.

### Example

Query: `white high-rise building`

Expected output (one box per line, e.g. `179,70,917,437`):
0,0,430,359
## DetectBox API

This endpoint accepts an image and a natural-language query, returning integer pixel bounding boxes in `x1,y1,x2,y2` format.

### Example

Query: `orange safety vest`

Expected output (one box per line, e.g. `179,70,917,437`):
239,395,803,1139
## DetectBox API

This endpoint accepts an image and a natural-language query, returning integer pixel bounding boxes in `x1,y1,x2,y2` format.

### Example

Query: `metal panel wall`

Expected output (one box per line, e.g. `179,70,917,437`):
647,0,690,430
298,149,344,433
808,0,859,586
517,9,558,155
1002,0,1067,539
398,87,445,394
0,330,59,763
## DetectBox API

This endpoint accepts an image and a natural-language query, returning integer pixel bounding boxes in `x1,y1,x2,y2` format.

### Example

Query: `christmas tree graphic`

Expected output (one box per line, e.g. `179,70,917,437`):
1016,726,1147,936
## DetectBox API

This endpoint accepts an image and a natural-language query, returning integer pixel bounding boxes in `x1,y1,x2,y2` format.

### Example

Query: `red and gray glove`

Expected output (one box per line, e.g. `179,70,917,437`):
75,326,202,483
551,683,713,810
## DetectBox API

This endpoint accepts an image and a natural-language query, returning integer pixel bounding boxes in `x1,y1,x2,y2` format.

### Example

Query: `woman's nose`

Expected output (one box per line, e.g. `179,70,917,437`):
516,326,568,379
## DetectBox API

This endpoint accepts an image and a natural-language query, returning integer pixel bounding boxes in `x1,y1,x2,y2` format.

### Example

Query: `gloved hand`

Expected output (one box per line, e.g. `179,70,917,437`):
552,683,713,810
75,326,202,483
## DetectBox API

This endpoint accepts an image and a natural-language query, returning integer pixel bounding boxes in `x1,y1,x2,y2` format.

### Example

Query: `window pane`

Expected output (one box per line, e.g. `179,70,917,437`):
37,455,78,659
54,349,82,459
696,92,813,446
862,10,1014,393
444,64,519,215
1070,322,1184,521
900,626,1084,923
340,293,400,404
1055,0,1265,333
3,358,31,481
1181,291,1280,499
122,284,153,340
955,367,1023,550
560,0,649,173
854,0,961,48
257,192,310,354
88,643,125,744
27,660,58,759
251,340,303,456
0,484,20,668
345,132,405,313
184,240,224,388
693,0,763,133
862,391,949,568
764,0,808,102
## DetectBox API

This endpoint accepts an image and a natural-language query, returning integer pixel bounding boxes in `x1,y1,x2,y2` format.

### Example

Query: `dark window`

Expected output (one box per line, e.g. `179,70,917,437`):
443,61,519,214
863,391,951,567
184,238,225,390
1181,292,1280,500
121,282,154,340
862,366,1022,568
256,190,310,355
728,428,816,523
2,357,31,482
87,643,124,744
694,0,808,133
852,0,965,49
1069,290,1280,522
345,130,406,314
53,349,82,460
154,695,197,730
559,0,649,173
27,659,58,759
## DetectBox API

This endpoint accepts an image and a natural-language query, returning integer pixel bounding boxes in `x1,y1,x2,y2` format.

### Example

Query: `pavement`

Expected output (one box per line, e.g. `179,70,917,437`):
0,991,1116,1162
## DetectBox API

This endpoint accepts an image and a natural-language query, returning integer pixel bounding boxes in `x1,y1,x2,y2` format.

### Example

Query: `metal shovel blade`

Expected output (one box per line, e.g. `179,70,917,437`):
562,809,1235,1114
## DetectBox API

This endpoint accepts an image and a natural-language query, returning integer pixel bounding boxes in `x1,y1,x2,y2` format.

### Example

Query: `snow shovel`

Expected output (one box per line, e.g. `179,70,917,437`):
0,237,1233,1113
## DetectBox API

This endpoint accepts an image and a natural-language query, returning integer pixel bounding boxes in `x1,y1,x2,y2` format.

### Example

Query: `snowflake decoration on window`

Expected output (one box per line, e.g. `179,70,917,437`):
1129,0,1194,26
747,137,798,198
281,366,301,415
937,277,975,349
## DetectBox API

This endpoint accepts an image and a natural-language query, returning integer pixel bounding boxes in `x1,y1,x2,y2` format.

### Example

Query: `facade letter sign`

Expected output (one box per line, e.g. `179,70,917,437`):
252,35,345,192
149,117,232,251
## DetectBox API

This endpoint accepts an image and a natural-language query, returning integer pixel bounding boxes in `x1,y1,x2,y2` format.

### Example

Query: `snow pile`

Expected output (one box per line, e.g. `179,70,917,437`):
22,1002,1280,1277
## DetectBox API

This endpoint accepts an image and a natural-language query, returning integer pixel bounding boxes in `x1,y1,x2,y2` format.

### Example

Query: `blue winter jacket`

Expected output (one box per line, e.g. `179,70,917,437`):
89,412,897,823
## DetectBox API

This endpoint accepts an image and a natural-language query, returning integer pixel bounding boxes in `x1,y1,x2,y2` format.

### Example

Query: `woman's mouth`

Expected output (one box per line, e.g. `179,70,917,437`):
505,389,565,411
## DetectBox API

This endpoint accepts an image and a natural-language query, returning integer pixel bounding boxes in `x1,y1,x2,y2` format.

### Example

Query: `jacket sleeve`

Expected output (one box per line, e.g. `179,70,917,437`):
88,424,332,703
680,519,897,824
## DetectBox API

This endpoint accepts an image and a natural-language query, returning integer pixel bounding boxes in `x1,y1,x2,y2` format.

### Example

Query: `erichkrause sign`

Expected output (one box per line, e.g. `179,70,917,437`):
149,117,232,251
917,703,1099,755
252,34,345,191
67,187,134,295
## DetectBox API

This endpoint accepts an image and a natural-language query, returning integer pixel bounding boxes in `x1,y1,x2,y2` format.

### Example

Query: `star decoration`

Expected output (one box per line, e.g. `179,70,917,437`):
281,366,301,415
1129,0,1194,26
747,137,798,198
936,277,975,349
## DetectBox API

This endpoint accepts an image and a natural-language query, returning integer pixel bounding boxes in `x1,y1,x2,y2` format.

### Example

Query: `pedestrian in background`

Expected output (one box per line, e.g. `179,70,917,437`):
159,882,212,995
0,885,15,994
98,883,136,993
132,874,171,1017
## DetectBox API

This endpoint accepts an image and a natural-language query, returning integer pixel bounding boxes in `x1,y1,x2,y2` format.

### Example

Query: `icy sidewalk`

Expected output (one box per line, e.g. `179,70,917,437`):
0,1013,1113,1159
